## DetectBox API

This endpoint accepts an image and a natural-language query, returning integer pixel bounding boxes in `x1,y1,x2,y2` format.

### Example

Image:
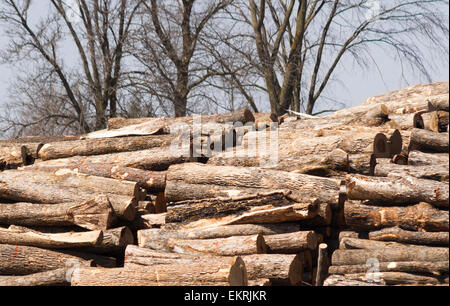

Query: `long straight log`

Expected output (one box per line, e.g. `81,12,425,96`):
71,257,248,286
38,134,178,161
0,227,102,249
0,268,70,286
165,163,341,205
409,128,449,153
344,201,449,232
419,111,449,133
167,235,267,256
428,93,449,112
369,227,449,246
0,146,27,169
0,196,115,230
332,248,449,266
76,227,134,255
339,237,424,250
0,244,94,275
328,261,449,276
346,174,449,208
325,272,441,286
0,170,138,220
137,223,300,250
407,150,449,166
264,231,318,253
374,163,449,182
324,274,385,286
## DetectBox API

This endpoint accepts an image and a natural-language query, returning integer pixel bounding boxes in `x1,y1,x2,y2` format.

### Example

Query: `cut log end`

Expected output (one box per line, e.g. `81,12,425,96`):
229,257,248,286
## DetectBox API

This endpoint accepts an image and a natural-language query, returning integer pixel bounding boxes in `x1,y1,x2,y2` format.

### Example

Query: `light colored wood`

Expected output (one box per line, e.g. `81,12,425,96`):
369,227,449,246
408,150,449,166
264,231,318,253
0,268,70,286
329,261,449,276
409,128,449,153
315,244,329,287
374,162,449,182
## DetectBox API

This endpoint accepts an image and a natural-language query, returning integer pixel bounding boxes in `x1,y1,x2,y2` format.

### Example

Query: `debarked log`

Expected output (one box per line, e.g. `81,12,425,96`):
71,257,248,286
344,201,449,232
0,196,115,230
369,227,449,246
346,175,449,207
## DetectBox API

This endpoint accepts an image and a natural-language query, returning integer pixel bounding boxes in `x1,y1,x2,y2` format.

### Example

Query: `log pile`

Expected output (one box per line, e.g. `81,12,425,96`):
0,82,449,287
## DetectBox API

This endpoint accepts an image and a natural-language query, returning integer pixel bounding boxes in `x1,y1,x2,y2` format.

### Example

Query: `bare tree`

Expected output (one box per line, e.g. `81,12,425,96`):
0,0,143,135
236,0,449,116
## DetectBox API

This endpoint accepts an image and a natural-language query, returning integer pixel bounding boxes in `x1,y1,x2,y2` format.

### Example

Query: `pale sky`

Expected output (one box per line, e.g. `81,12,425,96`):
0,2,448,115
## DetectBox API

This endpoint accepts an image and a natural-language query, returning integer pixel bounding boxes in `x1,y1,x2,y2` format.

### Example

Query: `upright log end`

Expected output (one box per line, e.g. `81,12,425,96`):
256,234,268,254
229,257,248,286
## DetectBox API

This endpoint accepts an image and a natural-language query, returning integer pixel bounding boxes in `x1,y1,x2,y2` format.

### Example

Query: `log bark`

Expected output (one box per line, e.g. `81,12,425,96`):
328,261,449,276
0,170,138,220
167,234,267,256
428,94,449,112
0,196,115,230
76,227,134,255
386,113,424,131
419,111,449,133
346,174,449,208
165,163,341,205
369,227,449,246
344,201,449,232
339,237,424,250
315,244,329,287
71,257,248,286
325,272,441,286
38,134,178,161
136,223,300,251
409,128,449,153
264,231,318,253
0,268,70,286
331,247,449,266
0,244,94,275
0,146,27,170
24,163,167,192
374,163,449,182
133,213,166,229
324,274,385,286
407,150,449,166
0,227,102,249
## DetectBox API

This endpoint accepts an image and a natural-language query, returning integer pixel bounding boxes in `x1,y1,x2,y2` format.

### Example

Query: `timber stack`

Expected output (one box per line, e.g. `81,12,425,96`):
0,82,448,287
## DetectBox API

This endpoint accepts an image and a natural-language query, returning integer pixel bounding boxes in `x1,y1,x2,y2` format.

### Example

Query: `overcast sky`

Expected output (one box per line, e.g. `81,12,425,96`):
0,2,448,114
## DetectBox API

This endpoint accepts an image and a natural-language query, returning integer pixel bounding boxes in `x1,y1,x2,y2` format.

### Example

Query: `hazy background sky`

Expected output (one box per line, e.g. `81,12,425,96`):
0,2,448,114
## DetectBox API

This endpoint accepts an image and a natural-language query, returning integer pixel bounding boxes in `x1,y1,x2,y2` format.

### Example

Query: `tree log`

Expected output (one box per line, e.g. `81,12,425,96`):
407,150,449,166
165,163,341,205
339,237,425,250
346,174,449,208
0,196,115,230
71,256,248,286
409,128,449,153
315,244,329,287
419,111,449,133
344,201,449,232
264,231,318,253
0,244,95,275
76,227,134,255
332,247,449,266
369,227,449,246
374,163,449,182
0,227,102,249
324,274,385,286
328,261,449,276
167,234,267,256
428,94,449,112
0,268,71,286
0,146,27,170
325,272,441,286
0,170,138,220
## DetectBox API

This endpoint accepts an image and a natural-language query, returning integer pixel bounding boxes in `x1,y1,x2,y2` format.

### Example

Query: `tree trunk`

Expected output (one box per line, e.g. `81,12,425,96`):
165,163,341,205
324,274,385,286
409,128,449,153
331,247,449,266
345,174,449,208
0,196,115,231
328,261,449,276
0,268,70,286
387,113,424,131
368,227,449,246
325,272,441,286
419,111,449,133
0,146,28,170
339,237,425,250
166,234,267,256
407,150,449,166
374,163,449,182
0,170,139,221
71,257,247,286
75,227,134,255
0,227,102,249
264,231,318,253
344,201,449,232
315,244,329,287
428,94,449,112
38,134,178,161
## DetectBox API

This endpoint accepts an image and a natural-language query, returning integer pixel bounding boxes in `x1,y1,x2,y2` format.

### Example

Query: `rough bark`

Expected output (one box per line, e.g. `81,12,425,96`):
264,231,318,253
374,163,449,182
339,237,424,250
165,163,340,205
324,274,385,286
386,113,424,131
331,247,449,266
71,257,248,286
315,244,329,287
133,213,166,230
0,196,115,231
0,268,70,286
428,94,449,112
167,234,267,256
409,128,449,153
0,227,102,249
328,261,449,276
419,111,449,133
324,273,441,286
38,134,178,161
76,227,134,255
0,146,28,170
0,170,138,221
346,174,449,208
344,201,449,232
369,227,449,246
407,151,449,166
